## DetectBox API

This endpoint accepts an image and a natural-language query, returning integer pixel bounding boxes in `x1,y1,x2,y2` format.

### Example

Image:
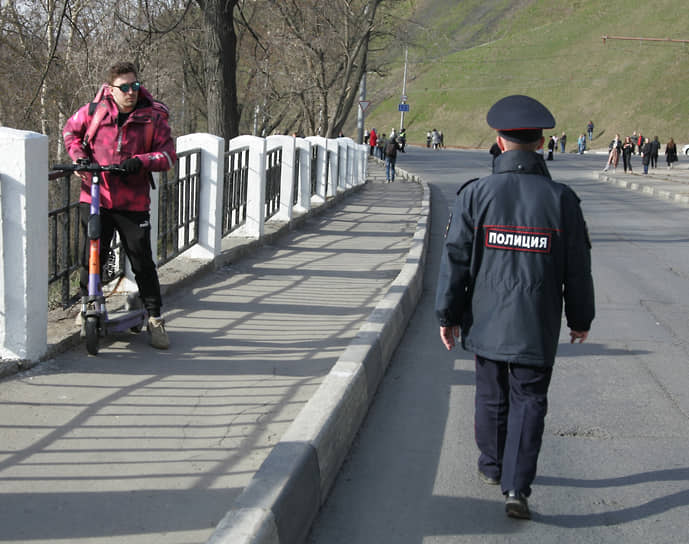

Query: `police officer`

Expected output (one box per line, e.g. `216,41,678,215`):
435,95,595,519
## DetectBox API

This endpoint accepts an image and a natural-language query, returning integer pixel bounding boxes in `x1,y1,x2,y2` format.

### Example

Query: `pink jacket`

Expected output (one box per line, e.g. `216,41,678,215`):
63,85,177,211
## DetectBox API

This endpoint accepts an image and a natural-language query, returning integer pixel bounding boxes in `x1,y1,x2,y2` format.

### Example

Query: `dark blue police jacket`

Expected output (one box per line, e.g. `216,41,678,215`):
435,149,595,367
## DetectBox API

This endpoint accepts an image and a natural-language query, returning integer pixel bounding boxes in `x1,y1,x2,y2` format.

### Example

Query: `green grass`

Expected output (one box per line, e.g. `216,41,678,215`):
362,0,689,149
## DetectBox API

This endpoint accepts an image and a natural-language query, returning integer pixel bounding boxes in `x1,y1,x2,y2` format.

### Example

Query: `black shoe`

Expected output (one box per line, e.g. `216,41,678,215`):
505,490,530,519
478,469,500,485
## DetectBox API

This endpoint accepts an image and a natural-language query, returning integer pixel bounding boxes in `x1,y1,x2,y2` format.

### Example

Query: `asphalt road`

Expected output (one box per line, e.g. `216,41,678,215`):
308,146,689,543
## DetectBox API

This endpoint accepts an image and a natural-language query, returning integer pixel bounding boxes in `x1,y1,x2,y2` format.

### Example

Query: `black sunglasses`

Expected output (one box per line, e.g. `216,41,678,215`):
112,81,141,93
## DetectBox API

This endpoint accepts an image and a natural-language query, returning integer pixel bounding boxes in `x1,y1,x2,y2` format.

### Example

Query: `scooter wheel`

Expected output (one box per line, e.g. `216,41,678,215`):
85,316,100,355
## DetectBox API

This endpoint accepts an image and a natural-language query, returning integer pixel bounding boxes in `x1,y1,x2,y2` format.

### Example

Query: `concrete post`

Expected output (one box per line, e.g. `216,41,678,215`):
359,144,368,184
337,138,351,191
306,136,327,204
294,138,312,212
0,128,49,361
177,133,225,259
326,138,340,196
231,135,266,239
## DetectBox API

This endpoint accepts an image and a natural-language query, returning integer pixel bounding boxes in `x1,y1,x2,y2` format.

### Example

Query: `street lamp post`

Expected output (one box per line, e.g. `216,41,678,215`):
400,47,408,132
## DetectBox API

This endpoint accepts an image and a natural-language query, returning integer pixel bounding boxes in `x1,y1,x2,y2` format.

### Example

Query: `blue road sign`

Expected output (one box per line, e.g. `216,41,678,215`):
398,103,410,112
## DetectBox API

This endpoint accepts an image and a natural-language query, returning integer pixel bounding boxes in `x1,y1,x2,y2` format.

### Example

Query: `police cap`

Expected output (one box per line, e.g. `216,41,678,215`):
486,95,555,143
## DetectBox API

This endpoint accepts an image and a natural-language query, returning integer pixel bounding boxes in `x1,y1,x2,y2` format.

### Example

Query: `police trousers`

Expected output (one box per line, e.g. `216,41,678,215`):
79,204,162,317
474,355,552,497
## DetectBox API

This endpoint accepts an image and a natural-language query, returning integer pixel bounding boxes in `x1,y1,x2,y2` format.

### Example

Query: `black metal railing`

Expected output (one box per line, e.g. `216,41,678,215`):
310,145,318,196
157,148,201,266
46,140,360,309
292,148,300,206
48,170,82,308
325,149,332,196
48,149,201,308
222,146,249,235
265,147,282,220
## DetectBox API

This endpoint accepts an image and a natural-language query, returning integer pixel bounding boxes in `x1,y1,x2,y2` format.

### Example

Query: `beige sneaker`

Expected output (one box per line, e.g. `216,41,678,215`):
75,312,86,338
148,316,170,349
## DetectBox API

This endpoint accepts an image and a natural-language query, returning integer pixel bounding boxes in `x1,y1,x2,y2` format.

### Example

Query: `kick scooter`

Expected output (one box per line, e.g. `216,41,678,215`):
53,159,147,355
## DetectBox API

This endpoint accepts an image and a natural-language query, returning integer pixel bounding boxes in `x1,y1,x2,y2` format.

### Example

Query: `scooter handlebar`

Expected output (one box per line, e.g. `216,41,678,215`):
52,162,128,175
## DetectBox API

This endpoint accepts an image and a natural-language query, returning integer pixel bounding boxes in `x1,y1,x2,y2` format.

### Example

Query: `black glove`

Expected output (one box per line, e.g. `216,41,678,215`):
119,157,143,174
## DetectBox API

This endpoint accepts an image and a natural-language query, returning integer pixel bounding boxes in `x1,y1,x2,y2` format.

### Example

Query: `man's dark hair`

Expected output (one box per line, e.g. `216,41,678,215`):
106,62,138,84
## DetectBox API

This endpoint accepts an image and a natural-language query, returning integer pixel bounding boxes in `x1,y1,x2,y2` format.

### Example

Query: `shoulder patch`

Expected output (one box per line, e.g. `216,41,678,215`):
457,177,479,195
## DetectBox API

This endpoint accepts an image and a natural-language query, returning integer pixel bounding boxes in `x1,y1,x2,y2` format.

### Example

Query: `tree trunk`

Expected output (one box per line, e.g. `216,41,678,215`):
200,0,240,140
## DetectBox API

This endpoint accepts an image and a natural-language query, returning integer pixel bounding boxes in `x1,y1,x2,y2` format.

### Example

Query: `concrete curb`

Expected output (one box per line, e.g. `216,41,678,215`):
206,169,431,544
598,171,689,206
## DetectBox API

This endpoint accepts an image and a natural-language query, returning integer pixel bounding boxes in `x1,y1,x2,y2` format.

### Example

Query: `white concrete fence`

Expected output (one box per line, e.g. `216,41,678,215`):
0,128,368,362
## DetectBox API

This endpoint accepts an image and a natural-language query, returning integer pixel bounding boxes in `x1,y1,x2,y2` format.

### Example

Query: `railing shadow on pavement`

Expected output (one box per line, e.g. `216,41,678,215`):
0,174,425,544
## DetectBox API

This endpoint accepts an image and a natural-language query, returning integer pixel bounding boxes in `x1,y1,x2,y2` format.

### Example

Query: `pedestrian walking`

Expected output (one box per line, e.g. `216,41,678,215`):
546,135,555,160
641,138,652,175
431,128,441,150
622,136,634,173
665,138,678,168
577,133,586,154
560,132,567,153
603,134,621,172
369,128,377,156
63,61,177,349
384,133,399,182
587,120,594,141
650,136,660,168
436,94,595,521
398,127,407,152
377,133,386,160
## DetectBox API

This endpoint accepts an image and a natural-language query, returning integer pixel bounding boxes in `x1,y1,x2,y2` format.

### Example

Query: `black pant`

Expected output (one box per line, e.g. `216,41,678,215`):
623,153,632,172
474,355,552,497
79,204,162,316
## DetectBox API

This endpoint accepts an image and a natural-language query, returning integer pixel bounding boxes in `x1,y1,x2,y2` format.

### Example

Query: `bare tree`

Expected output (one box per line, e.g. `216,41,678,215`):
241,0,394,138
0,0,399,150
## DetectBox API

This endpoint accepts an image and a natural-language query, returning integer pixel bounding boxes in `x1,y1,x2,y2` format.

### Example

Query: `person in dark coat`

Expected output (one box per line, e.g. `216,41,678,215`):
622,136,634,173
641,138,652,175
650,136,660,168
489,141,502,169
384,134,399,182
546,135,555,160
436,95,595,521
665,138,678,168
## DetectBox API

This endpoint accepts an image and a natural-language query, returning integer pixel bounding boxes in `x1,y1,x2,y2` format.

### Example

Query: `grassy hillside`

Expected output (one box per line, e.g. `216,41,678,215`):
361,0,689,150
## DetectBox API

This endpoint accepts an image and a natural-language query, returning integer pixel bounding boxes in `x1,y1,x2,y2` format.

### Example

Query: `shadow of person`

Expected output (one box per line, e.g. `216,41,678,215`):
535,467,689,528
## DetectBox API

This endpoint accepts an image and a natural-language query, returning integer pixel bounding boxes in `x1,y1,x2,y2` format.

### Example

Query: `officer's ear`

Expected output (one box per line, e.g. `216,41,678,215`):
536,136,546,150
496,135,507,152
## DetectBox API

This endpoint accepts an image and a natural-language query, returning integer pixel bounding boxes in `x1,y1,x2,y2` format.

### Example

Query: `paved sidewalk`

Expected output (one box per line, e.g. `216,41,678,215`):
0,160,428,544
598,159,689,206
